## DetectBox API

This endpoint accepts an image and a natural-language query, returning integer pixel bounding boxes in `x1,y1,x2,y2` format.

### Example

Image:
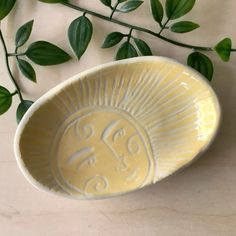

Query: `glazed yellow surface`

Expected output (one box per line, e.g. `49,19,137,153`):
16,57,220,199
51,109,153,196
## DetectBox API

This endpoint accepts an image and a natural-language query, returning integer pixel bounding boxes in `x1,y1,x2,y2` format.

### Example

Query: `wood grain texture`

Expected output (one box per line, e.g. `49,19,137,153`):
0,0,236,235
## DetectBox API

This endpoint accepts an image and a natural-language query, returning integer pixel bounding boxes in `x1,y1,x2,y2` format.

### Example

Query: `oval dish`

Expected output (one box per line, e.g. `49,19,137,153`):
14,57,221,199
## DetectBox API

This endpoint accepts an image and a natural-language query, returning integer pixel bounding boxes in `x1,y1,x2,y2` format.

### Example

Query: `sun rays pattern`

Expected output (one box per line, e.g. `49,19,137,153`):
16,58,220,199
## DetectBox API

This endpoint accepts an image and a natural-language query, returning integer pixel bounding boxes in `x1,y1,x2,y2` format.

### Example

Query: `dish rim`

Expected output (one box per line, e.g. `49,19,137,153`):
13,56,222,200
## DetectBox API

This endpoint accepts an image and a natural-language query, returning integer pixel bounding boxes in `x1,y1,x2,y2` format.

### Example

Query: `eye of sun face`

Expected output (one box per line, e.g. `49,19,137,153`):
52,109,153,197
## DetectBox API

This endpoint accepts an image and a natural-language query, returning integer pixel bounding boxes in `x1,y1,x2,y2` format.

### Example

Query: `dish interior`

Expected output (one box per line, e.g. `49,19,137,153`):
16,58,220,199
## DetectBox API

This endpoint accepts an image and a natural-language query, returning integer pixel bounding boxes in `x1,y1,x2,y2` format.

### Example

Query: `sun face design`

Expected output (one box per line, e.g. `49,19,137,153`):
51,108,154,197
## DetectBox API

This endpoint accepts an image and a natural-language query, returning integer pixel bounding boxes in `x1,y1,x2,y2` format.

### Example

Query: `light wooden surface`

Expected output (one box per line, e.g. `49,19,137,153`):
1,0,236,235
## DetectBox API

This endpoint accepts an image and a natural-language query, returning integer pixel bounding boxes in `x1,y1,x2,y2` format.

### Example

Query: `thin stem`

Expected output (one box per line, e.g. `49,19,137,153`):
61,2,217,51
8,52,26,57
127,28,133,43
0,30,23,102
158,18,171,35
11,90,18,96
110,1,120,19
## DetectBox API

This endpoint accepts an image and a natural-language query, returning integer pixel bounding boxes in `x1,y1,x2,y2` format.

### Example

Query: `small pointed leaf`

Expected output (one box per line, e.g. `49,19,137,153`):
119,0,143,13
102,32,124,48
150,0,163,26
166,0,196,20
99,0,111,7
214,38,232,62
26,41,71,66
15,20,34,48
134,38,152,55
68,16,93,59
16,100,34,123
17,59,36,83
170,21,199,33
187,52,214,81
116,42,138,60
0,85,12,115
0,0,16,20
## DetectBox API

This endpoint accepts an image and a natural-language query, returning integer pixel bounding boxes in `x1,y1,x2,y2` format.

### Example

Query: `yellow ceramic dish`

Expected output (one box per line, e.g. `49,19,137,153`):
14,57,221,199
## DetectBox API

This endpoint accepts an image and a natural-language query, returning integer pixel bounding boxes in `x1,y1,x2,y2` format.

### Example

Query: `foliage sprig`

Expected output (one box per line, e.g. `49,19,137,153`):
0,0,235,122
57,0,234,82
0,0,71,122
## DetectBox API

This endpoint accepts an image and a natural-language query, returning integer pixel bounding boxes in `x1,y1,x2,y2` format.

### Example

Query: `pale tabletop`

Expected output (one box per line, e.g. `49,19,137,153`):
1,0,236,235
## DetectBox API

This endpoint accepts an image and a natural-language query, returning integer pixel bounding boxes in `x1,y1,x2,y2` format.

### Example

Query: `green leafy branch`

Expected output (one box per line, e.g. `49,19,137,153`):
1,0,235,122
0,0,71,122
45,0,235,82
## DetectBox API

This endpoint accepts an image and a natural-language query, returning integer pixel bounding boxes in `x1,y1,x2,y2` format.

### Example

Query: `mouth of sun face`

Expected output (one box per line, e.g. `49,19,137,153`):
50,107,155,197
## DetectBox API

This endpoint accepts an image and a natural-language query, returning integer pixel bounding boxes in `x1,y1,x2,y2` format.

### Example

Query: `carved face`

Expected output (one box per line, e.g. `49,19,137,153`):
52,109,153,197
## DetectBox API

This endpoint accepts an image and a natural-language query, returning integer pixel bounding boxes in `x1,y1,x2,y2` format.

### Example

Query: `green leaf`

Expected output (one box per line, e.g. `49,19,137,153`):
102,32,124,48
214,38,232,62
17,59,36,83
150,0,163,26
26,41,71,66
166,0,196,20
68,16,93,60
38,0,65,3
170,21,199,33
15,20,34,48
100,0,111,7
119,0,143,13
187,52,214,81
16,100,33,123
134,38,152,55
0,86,12,115
0,0,16,20
118,0,128,2
116,41,138,60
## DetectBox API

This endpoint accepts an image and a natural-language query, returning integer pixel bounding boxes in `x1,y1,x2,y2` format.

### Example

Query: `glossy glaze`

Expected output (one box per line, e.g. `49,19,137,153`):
14,57,221,199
